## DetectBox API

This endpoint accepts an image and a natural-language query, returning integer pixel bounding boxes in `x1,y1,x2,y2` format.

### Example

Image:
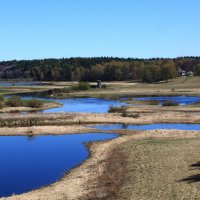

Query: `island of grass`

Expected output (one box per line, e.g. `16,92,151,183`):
0,95,62,113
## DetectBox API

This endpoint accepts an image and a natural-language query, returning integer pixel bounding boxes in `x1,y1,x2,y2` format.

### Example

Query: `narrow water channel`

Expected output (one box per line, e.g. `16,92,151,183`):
91,123,200,131
0,133,118,198
135,96,200,105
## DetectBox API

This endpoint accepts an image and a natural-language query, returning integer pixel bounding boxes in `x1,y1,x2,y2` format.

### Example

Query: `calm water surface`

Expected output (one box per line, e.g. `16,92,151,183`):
0,82,40,86
19,95,200,113
91,123,200,131
135,96,200,105
0,133,118,197
21,96,126,113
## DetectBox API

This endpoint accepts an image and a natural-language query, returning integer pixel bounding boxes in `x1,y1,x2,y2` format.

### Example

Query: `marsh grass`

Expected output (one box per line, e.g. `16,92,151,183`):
108,105,127,113
162,100,178,106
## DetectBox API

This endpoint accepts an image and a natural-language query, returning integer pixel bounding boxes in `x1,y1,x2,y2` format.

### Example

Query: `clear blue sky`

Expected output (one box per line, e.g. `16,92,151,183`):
0,0,200,60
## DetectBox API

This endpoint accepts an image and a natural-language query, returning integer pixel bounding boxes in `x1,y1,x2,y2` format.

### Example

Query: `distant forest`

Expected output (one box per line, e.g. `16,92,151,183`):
1,57,200,83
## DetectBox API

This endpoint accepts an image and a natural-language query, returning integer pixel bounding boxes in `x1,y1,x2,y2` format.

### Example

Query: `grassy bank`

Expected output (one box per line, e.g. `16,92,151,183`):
117,137,200,200
0,95,62,113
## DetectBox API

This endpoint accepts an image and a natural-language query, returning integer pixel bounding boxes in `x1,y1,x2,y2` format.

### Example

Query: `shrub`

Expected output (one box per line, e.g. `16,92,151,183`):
102,84,107,88
121,110,140,118
108,105,127,113
121,110,128,117
25,99,43,108
0,101,3,109
128,113,140,118
0,95,4,102
6,96,22,107
162,100,178,106
71,82,90,91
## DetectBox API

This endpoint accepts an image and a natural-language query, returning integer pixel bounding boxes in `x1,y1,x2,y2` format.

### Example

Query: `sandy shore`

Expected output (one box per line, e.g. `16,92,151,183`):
2,129,200,200
0,125,96,136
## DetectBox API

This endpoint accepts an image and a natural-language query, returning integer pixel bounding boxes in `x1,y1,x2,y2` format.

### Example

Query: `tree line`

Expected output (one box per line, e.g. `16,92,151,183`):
0,57,200,82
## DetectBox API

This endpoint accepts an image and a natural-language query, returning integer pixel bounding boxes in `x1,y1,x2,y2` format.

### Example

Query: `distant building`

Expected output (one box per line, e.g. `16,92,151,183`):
187,71,194,76
97,80,102,88
177,67,192,76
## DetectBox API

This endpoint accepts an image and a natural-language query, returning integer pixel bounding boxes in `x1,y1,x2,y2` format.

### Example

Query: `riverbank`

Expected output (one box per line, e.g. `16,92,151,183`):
3,129,200,200
0,108,200,128
0,125,95,136
0,102,62,113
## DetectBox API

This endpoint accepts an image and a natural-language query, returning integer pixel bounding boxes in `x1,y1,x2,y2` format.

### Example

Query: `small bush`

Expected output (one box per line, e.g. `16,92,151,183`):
121,110,140,118
162,100,178,106
102,84,107,88
128,113,140,118
71,82,90,91
0,101,3,109
0,95,4,102
108,105,127,113
6,96,22,107
121,110,128,117
25,99,43,108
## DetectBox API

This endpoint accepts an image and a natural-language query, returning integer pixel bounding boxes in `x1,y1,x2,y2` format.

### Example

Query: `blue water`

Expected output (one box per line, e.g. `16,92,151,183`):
20,96,126,113
135,96,200,105
0,133,118,198
0,82,40,86
91,123,200,131
20,95,200,113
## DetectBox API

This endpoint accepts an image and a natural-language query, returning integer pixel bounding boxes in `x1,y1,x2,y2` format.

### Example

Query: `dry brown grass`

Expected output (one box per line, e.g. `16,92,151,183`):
0,102,61,113
117,137,200,200
1,108,200,129
82,148,125,200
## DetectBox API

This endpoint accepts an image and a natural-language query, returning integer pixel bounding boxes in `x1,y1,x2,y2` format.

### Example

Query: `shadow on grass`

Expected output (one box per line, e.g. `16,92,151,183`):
179,162,200,183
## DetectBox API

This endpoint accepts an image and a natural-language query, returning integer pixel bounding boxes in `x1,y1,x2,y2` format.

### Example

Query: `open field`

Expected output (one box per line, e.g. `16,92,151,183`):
118,137,200,200
1,77,200,98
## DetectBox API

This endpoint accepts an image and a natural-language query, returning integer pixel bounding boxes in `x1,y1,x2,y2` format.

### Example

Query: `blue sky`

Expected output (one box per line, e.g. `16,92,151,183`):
0,0,200,60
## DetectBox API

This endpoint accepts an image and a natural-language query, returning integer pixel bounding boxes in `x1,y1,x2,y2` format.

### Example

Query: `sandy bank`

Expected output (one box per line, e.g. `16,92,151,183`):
0,125,96,136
